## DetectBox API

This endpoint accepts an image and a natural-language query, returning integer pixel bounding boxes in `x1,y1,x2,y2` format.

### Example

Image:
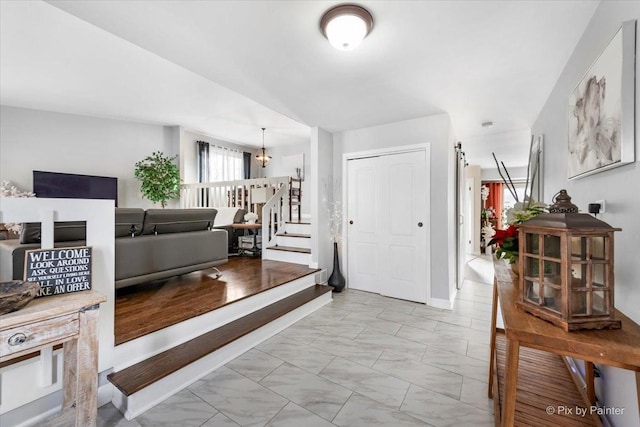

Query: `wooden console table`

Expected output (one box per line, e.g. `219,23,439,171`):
0,291,106,426
489,258,640,426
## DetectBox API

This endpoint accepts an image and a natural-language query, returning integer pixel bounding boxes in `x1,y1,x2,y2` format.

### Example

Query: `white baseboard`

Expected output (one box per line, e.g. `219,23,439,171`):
113,292,332,420
428,296,454,310
315,269,327,284
0,392,61,427
449,288,458,305
98,383,114,408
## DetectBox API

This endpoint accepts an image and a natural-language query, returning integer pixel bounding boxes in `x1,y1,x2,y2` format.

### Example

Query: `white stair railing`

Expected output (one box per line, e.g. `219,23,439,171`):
262,184,290,254
180,177,289,210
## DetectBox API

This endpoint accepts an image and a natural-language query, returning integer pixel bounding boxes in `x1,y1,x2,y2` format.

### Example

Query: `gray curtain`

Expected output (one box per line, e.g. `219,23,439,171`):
243,152,251,179
196,141,209,205
197,141,209,183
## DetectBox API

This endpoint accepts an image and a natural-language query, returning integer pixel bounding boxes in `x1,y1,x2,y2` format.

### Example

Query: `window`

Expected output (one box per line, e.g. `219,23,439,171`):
210,145,243,182
197,141,244,183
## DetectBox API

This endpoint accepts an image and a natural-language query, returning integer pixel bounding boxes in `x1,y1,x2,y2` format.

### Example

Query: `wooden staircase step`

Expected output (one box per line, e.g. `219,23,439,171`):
276,232,311,238
108,285,332,396
286,220,311,225
267,245,311,254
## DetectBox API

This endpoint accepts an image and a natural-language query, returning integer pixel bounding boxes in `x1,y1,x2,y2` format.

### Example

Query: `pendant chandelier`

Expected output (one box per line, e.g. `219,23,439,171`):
256,127,272,168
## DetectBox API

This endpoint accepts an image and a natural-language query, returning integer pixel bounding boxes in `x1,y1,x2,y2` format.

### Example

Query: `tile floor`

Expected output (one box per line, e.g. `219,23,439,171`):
98,254,496,427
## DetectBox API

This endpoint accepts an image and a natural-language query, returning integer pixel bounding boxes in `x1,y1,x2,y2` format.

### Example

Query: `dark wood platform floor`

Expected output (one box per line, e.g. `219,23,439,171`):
109,285,332,396
115,257,319,345
495,332,600,426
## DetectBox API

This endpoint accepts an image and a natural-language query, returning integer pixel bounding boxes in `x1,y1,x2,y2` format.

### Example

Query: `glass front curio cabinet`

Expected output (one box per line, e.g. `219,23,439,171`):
517,190,621,331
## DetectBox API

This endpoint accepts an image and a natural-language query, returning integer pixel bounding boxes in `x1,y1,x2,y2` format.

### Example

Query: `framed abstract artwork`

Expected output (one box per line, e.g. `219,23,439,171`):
568,20,636,180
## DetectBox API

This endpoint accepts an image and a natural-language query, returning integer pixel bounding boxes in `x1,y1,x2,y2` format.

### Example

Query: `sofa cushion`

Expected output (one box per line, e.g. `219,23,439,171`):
115,208,145,237
213,207,247,227
142,209,217,235
20,222,86,244
115,229,227,284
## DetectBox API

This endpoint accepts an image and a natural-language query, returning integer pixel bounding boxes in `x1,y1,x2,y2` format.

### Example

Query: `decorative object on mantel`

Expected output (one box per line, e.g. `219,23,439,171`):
0,180,35,237
487,142,546,266
0,281,40,315
568,20,636,180
244,212,259,224
255,127,272,168
324,179,345,292
517,189,621,331
134,151,180,208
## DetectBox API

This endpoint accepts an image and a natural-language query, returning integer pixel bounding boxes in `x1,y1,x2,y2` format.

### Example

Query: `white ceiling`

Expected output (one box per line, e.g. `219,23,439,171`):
1,1,599,160
0,1,310,147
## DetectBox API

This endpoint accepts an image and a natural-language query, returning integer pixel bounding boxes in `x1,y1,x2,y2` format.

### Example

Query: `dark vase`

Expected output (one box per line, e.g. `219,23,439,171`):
328,242,346,292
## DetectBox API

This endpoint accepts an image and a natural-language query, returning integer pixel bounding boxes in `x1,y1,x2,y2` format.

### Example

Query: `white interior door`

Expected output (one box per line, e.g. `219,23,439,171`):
347,151,427,303
466,177,475,255
346,156,380,294
455,146,466,289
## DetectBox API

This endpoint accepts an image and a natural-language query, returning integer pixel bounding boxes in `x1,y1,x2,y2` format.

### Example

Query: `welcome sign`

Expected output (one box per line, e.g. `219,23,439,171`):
24,246,92,298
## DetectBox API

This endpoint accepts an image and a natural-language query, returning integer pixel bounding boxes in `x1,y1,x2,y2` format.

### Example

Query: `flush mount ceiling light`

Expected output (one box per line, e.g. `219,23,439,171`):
256,127,272,168
320,4,374,51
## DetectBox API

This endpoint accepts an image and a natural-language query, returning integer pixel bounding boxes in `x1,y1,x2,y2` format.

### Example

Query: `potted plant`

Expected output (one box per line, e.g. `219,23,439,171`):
134,152,180,208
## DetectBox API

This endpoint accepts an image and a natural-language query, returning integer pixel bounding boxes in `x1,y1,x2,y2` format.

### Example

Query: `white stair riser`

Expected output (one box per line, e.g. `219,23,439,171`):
284,223,311,235
113,292,332,420
276,235,311,249
113,274,316,370
264,248,311,265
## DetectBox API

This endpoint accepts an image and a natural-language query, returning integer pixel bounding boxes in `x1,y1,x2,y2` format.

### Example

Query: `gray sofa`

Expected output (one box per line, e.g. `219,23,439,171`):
0,208,228,289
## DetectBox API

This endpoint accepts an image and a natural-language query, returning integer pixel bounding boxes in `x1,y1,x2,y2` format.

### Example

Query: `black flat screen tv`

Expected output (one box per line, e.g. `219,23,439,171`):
33,171,118,206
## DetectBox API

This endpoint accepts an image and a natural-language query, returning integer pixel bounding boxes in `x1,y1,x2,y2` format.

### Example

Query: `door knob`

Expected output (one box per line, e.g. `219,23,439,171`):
349,220,354,225
418,222,423,227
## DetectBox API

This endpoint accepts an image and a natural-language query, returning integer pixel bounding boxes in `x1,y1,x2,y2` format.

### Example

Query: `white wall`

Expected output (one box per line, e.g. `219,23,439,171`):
265,141,310,216
0,106,180,208
480,165,528,182
333,114,455,303
532,3,640,425
463,128,532,170
310,127,333,272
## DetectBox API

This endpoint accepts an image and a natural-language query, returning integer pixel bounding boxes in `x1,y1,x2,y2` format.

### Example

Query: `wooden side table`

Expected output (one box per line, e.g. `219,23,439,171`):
0,291,106,426
489,258,640,426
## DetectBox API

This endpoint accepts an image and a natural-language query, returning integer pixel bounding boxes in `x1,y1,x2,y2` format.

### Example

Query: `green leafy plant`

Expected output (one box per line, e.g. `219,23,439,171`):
134,151,180,208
